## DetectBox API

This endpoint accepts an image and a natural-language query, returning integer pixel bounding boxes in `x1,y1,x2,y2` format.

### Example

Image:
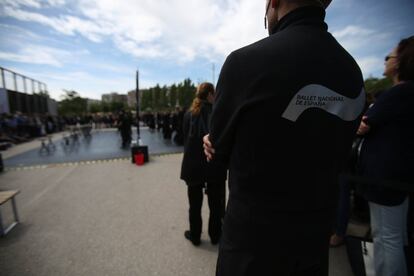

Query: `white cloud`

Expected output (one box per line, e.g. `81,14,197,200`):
1,0,268,63
1,0,67,9
332,25,375,39
0,48,60,66
45,0,66,6
1,0,41,9
0,51,59,66
356,56,384,78
44,71,134,100
2,6,65,30
0,44,87,67
3,67,133,100
332,25,391,52
113,35,164,59
0,23,43,41
1,6,107,41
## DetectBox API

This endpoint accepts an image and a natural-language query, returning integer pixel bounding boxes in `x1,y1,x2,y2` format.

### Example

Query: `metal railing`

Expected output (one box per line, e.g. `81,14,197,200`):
0,66,48,93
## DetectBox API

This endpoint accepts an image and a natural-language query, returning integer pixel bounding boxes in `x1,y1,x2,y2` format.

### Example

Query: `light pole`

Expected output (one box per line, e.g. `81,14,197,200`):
131,69,149,164
136,70,140,143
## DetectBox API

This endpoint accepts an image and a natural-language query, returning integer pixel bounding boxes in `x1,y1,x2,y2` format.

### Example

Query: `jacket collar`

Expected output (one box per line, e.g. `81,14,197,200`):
270,6,327,35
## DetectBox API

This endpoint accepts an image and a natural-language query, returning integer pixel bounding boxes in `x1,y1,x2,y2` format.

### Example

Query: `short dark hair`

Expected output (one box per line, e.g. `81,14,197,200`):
397,36,414,81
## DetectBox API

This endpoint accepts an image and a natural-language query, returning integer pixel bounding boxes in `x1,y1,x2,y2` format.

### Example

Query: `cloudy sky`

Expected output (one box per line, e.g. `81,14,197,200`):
0,0,413,100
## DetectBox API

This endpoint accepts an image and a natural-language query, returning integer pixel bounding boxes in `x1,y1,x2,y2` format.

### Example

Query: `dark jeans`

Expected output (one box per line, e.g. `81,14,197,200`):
120,131,131,147
187,181,225,241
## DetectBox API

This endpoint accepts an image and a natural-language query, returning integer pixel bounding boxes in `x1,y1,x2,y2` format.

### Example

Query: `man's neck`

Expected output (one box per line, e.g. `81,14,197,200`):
276,2,302,20
270,5,325,35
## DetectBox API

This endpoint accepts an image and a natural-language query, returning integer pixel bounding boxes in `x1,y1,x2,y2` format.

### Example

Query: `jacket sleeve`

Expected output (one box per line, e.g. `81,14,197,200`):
365,86,406,128
182,112,190,145
209,52,244,166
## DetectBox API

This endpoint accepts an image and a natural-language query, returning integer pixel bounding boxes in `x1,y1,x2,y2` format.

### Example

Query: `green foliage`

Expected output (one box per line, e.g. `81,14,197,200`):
141,89,151,112
179,78,196,110
101,102,110,113
110,101,127,112
88,101,128,113
140,78,196,112
58,90,87,115
170,84,178,107
153,84,161,110
89,103,102,113
364,77,393,95
58,78,199,115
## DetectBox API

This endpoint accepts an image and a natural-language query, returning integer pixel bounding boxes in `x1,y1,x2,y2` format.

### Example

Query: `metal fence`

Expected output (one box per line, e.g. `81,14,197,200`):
0,67,56,115
0,66,47,93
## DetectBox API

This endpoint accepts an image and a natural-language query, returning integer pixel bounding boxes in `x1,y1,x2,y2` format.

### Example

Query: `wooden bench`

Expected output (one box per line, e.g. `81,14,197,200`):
0,190,20,236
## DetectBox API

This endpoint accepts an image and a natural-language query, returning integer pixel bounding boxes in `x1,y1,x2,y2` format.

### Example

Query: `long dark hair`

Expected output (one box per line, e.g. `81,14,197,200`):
189,82,214,116
397,35,414,81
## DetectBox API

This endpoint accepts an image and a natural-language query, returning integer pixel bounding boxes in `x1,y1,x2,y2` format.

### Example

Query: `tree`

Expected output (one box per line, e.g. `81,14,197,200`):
110,101,126,112
153,84,162,110
140,89,151,111
136,79,196,112
89,102,102,113
364,77,393,95
170,84,178,108
58,90,87,115
178,78,196,110
160,85,168,109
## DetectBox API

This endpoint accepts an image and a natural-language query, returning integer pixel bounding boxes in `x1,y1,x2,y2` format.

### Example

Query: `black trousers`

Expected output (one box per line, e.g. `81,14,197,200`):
216,198,333,276
187,181,226,241
120,130,131,147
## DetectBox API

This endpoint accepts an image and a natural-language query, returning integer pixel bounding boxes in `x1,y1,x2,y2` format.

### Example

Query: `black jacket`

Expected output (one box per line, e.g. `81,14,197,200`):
210,6,365,214
357,81,414,206
180,101,227,183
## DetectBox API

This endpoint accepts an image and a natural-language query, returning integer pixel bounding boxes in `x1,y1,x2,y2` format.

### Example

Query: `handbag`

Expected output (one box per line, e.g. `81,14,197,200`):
346,230,414,276
346,230,375,276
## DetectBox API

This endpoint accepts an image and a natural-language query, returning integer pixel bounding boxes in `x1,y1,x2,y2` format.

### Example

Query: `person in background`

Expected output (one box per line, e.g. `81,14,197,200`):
357,35,414,276
180,82,226,246
330,90,378,247
117,110,132,148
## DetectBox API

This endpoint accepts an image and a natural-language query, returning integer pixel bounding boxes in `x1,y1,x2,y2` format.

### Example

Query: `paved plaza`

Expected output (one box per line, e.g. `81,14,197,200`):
0,139,359,276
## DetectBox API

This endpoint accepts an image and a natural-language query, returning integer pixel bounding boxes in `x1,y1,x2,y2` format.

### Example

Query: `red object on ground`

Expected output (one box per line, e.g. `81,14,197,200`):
134,153,144,166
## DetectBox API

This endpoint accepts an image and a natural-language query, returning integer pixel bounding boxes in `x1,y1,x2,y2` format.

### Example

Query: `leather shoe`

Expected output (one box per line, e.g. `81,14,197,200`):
184,230,201,246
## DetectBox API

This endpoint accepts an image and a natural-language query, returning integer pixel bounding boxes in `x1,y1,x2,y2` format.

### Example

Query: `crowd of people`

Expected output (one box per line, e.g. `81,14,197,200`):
0,108,187,152
141,108,186,144
0,113,132,150
0,113,66,149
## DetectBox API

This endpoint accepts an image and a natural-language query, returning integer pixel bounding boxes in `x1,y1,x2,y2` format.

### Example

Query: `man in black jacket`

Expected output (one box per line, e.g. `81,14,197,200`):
203,0,366,275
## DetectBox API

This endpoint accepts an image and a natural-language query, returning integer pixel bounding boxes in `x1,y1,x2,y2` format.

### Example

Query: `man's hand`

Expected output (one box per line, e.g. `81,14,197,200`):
203,134,215,161
357,116,370,135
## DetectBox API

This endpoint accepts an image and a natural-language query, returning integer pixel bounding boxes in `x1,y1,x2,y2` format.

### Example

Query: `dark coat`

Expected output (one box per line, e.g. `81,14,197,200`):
180,101,227,183
209,6,365,214
357,81,414,206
